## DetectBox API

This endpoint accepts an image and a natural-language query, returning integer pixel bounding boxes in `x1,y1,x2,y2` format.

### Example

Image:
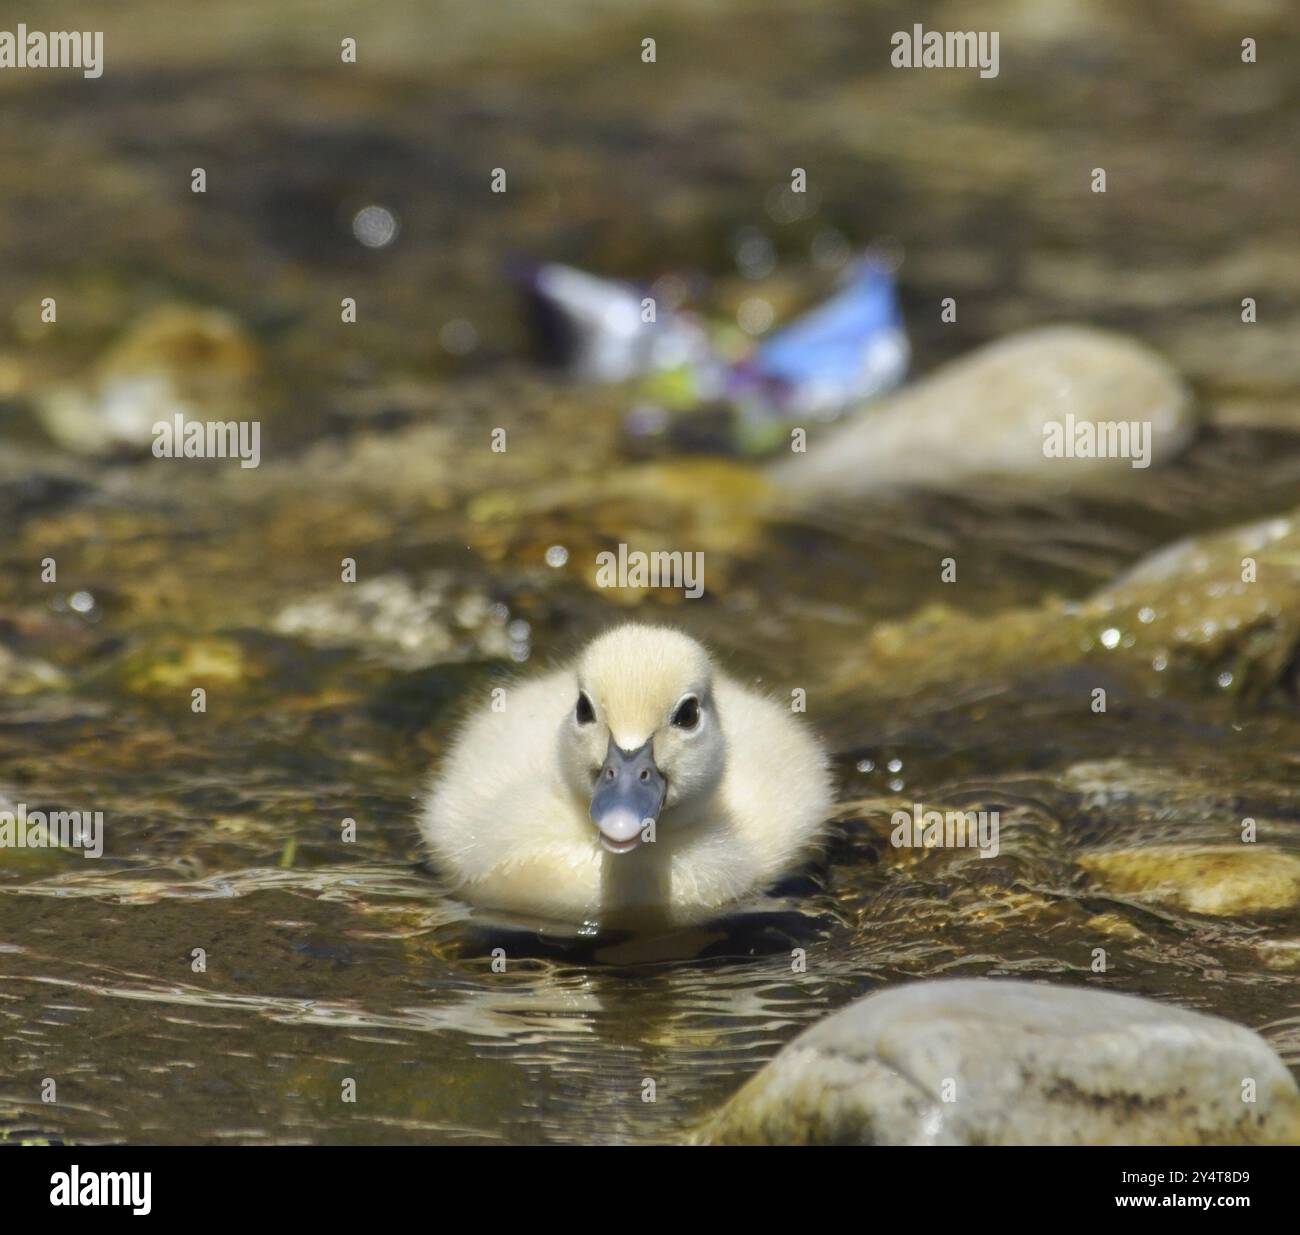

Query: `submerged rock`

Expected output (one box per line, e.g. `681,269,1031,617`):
1254,939,1300,972
38,305,261,456
771,326,1193,499
111,634,256,695
1079,845,1300,916
272,573,517,669
0,643,66,695
695,978,1300,1145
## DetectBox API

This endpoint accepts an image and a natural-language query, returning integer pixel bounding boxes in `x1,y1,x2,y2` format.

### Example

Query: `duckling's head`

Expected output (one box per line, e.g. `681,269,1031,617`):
559,625,726,854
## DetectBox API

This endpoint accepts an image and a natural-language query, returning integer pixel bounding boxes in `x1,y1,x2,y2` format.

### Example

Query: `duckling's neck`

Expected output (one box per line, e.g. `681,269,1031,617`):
600,843,674,930
596,793,724,930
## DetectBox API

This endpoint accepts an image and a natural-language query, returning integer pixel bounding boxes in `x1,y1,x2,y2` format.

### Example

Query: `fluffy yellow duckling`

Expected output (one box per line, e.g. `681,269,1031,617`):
420,625,832,929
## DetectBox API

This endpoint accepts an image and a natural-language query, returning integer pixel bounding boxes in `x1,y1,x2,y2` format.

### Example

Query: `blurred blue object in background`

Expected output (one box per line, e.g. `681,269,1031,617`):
732,259,909,421
514,254,909,455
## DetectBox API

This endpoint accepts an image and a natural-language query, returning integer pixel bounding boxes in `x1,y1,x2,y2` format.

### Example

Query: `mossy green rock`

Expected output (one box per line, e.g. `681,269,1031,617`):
1079,845,1300,916
838,509,1300,701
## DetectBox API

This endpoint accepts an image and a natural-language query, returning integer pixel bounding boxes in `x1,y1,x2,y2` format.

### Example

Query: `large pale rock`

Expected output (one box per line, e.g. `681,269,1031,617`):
771,326,1193,498
696,979,1300,1145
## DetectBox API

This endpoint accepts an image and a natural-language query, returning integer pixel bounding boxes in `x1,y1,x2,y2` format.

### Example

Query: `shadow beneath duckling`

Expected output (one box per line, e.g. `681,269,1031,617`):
448,870,837,968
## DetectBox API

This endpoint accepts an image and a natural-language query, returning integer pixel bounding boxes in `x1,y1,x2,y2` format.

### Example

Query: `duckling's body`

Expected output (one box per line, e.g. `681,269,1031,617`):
420,626,832,929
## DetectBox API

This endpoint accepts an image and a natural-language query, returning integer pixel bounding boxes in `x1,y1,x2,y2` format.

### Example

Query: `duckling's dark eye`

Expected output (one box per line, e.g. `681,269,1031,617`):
671,696,700,730
575,692,595,725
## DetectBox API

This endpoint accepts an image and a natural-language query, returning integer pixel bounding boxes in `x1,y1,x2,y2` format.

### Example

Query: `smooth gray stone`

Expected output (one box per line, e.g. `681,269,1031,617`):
696,979,1300,1145
770,326,1193,499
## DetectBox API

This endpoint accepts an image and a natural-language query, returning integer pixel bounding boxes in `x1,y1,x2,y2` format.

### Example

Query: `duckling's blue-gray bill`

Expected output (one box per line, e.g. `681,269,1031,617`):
590,737,666,854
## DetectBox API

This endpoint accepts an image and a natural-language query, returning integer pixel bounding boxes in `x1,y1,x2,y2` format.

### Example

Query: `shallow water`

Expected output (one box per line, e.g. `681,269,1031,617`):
2,0,1299,1144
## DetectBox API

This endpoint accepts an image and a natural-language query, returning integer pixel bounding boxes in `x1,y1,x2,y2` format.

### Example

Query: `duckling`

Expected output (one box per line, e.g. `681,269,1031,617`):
420,624,832,930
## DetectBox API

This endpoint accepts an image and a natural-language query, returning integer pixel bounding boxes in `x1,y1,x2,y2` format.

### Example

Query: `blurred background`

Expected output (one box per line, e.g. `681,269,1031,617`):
1,0,1298,1145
